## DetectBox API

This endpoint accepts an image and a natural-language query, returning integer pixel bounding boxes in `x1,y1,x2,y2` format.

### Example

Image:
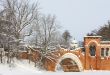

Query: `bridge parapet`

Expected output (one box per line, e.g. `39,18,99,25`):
43,48,85,72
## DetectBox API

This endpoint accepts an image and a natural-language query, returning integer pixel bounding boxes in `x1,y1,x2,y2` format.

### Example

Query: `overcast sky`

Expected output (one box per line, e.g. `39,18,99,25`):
38,0,110,41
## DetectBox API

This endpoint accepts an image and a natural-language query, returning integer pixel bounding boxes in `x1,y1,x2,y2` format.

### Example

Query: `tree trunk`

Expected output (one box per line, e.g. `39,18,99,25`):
0,51,3,63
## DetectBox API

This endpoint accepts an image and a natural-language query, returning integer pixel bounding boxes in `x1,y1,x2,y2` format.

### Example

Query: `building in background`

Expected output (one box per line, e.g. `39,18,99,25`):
70,38,79,50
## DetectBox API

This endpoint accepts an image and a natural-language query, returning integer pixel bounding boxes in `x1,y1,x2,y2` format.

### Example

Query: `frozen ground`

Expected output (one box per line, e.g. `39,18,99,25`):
0,59,110,75
0,59,42,75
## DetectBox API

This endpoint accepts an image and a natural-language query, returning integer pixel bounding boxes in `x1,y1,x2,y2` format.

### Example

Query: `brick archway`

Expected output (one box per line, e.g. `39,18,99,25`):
55,53,83,72
84,37,101,70
87,40,99,46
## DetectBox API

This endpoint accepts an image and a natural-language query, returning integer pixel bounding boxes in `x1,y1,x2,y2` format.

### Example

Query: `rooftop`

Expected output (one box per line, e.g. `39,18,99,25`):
101,41,110,44
84,36,102,38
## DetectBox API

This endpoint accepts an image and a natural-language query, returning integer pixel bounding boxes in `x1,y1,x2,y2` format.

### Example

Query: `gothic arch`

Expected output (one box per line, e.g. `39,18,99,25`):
55,53,83,72
88,40,98,56
87,40,99,46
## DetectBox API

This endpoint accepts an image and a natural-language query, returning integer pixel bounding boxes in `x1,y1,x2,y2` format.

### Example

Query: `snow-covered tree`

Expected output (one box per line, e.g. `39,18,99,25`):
0,0,40,63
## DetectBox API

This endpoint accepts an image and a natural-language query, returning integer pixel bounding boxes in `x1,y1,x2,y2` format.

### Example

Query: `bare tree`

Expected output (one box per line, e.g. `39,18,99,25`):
0,0,40,64
0,0,62,68
61,30,72,49
87,21,110,40
33,14,60,54
0,16,14,63
0,0,39,53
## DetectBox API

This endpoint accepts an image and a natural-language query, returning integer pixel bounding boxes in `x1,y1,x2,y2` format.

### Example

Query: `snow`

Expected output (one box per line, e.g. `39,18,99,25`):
0,59,43,75
0,58,110,75
74,47,82,50
55,53,83,71
84,36,102,38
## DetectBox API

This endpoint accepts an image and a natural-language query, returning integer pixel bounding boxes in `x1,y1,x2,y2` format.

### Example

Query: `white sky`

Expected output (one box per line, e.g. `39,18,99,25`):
39,0,110,41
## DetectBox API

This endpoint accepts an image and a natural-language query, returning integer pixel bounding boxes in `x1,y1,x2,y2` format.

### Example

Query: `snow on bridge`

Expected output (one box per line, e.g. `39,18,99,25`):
42,47,85,72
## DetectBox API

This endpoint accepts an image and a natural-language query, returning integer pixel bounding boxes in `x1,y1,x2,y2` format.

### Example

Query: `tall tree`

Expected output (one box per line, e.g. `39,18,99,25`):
33,15,60,54
0,0,39,50
0,0,40,63
87,21,110,40
97,22,110,40
62,30,72,48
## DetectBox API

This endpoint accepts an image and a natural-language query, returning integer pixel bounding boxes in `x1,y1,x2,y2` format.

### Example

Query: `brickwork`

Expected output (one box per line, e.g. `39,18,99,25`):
42,36,110,71
19,36,110,72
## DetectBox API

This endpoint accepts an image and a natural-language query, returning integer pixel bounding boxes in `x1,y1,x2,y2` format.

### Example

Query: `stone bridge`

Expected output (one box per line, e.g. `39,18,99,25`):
42,48,85,72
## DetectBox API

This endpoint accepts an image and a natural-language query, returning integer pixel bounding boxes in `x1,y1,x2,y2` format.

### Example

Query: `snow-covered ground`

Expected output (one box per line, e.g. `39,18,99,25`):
0,59,43,75
0,59,110,75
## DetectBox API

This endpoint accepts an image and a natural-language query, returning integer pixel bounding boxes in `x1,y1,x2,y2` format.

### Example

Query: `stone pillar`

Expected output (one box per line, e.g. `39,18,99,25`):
96,45,101,70
84,36,102,70
85,46,90,70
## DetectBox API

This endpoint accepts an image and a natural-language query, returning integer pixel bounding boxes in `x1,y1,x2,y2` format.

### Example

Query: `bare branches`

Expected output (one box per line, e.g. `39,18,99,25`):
0,0,62,68
0,0,40,47
33,14,60,54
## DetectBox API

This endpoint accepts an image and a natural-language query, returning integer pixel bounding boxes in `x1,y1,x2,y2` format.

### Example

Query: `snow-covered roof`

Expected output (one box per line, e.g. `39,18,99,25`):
101,41,110,44
84,36,102,38
70,47,84,51
71,39,78,44
74,47,84,50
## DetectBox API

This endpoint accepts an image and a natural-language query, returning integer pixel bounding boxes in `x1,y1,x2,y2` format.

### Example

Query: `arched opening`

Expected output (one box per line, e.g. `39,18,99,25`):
55,53,83,72
106,48,109,56
101,48,104,57
58,58,79,72
89,45,96,56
